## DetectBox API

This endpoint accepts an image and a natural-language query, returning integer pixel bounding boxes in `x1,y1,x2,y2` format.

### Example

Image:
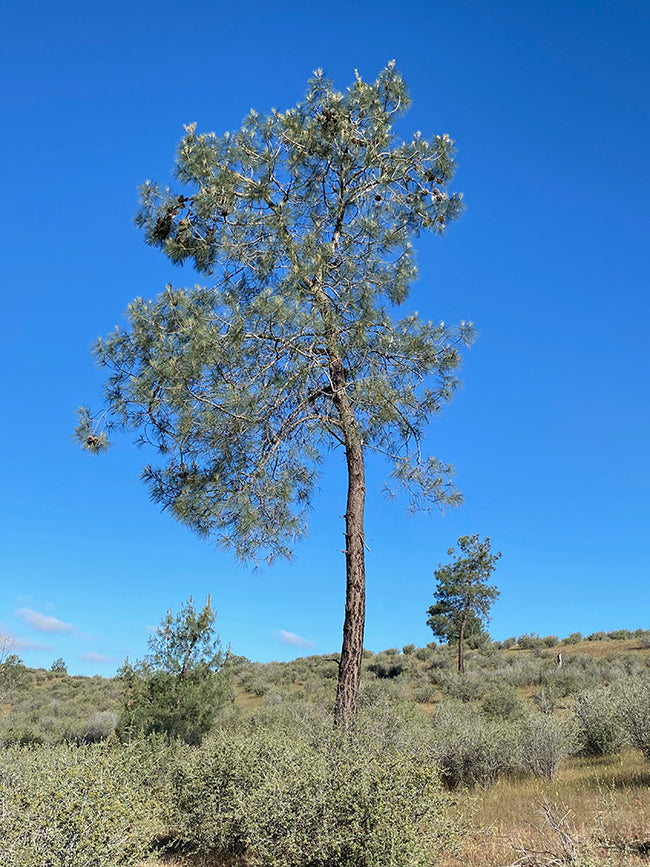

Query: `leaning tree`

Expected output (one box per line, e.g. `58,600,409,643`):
76,63,474,722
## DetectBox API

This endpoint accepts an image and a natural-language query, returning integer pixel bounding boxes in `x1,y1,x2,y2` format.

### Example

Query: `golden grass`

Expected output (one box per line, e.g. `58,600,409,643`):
514,638,650,662
439,750,650,866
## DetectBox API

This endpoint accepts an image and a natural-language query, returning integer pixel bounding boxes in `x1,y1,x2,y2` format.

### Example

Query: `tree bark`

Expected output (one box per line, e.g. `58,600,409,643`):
458,612,467,674
326,347,366,725
311,274,367,725
334,431,366,723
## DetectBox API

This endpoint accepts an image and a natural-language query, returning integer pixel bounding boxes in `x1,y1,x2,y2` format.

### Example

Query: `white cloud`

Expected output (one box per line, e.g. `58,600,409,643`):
12,637,54,652
80,651,119,664
272,629,315,649
15,608,75,634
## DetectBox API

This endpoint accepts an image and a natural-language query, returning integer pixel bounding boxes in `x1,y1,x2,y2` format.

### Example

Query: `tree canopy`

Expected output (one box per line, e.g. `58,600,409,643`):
77,63,474,720
427,534,501,673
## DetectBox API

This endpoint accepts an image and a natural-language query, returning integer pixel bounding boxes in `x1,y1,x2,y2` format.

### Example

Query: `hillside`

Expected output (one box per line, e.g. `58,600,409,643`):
2,629,649,866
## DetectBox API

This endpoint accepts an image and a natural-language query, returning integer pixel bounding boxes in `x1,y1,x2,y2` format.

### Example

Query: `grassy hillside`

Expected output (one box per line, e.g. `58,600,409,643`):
1,630,649,866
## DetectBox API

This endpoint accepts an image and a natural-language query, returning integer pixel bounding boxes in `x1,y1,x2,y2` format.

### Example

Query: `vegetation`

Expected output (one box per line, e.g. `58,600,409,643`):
76,63,474,721
117,596,231,744
427,534,501,673
1,629,649,865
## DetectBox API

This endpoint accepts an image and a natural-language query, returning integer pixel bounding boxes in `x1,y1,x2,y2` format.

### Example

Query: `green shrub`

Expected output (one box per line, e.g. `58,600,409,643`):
562,632,583,645
0,742,156,866
482,683,528,721
432,702,522,788
367,652,404,679
501,637,517,649
542,635,559,647
435,670,486,702
573,687,626,756
607,629,632,640
168,715,453,867
520,714,574,780
620,676,650,758
534,682,563,715
517,633,544,650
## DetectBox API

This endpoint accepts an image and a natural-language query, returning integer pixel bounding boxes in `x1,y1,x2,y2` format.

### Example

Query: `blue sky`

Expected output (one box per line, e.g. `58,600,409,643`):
1,0,648,675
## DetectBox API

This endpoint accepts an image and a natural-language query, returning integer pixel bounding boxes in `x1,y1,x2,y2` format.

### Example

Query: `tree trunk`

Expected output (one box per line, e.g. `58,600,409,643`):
334,433,366,724
312,277,367,725
458,613,467,674
326,346,366,725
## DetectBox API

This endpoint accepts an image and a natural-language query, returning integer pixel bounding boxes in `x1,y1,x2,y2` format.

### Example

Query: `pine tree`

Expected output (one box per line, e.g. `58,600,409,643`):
427,535,501,673
118,596,230,744
77,63,474,722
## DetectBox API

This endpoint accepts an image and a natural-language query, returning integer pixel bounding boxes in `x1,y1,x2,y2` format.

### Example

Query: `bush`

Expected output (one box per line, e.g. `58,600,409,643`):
517,633,544,650
501,637,517,649
0,742,156,866
542,635,559,647
573,687,626,756
534,683,563,715
482,683,528,721
436,669,486,702
168,714,454,867
520,715,574,780
432,702,522,788
367,652,404,679
562,632,583,645
608,629,632,640
620,676,650,758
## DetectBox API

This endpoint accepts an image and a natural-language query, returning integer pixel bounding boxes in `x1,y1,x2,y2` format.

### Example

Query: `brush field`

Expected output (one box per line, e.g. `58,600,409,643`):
1,630,649,866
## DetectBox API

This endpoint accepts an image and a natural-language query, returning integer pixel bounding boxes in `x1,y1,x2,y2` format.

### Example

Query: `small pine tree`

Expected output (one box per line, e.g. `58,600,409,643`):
427,535,501,673
118,596,230,744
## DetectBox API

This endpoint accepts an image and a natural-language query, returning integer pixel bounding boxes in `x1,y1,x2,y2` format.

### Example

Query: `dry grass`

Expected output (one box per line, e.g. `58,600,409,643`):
439,750,650,866
514,638,650,662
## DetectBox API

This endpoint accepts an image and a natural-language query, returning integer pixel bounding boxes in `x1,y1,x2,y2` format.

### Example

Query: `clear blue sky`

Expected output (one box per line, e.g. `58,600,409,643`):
1,0,648,675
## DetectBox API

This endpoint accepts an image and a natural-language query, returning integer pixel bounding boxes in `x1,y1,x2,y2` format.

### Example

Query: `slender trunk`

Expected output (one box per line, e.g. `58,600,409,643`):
458,612,467,674
310,273,366,725
334,433,366,723
327,352,366,725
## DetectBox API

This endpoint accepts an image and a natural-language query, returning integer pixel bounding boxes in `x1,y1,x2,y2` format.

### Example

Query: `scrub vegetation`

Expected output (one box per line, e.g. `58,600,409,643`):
1,628,650,865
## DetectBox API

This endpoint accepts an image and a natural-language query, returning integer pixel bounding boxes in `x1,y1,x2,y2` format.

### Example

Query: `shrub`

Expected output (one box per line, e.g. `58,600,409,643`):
562,632,583,645
168,716,454,867
78,711,119,744
534,683,563,715
587,631,608,642
608,629,632,640
436,669,486,702
0,742,156,866
542,635,559,647
517,633,544,650
520,715,574,780
573,687,626,756
620,676,650,758
432,702,522,788
501,637,517,649
367,653,404,679
482,683,528,721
